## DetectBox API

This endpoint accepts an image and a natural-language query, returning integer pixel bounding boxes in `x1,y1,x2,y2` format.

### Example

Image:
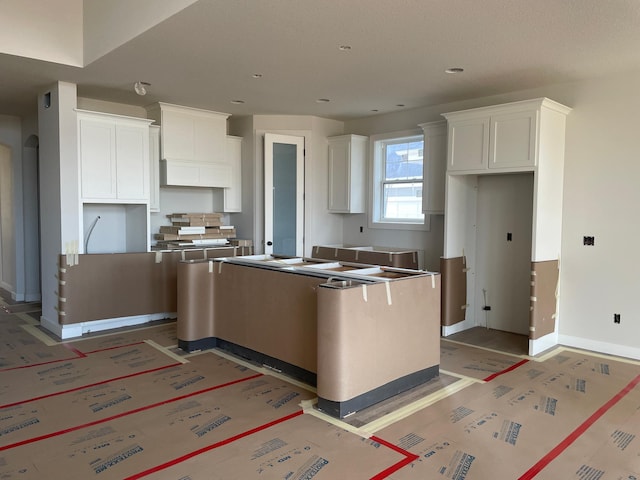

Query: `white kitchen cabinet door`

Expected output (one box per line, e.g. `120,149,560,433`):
78,110,152,202
115,124,149,201
160,159,231,188
79,117,117,199
149,125,160,212
327,134,367,213
223,135,242,212
489,110,537,169
447,117,489,172
160,108,195,162
420,121,447,214
194,114,227,163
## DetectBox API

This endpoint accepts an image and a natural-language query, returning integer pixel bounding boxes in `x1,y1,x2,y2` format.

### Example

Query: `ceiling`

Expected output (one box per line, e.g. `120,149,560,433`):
2,0,640,120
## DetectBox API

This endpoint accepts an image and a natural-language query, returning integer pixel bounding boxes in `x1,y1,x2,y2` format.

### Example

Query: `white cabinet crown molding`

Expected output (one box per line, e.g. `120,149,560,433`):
441,97,571,121
76,108,154,125
145,102,230,120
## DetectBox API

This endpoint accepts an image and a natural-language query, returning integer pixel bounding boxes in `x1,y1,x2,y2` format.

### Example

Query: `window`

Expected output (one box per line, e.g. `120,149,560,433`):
370,130,428,230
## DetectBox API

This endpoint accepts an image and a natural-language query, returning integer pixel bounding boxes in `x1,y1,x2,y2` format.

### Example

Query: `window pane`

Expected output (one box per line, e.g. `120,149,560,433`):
383,182,424,220
384,140,424,181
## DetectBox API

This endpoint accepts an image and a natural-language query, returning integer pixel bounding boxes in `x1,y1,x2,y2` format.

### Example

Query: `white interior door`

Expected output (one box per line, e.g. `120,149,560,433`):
475,173,533,335
264,134,304,256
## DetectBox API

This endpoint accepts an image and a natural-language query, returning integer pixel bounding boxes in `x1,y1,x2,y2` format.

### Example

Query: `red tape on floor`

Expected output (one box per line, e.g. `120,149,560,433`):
0,343,88,372
0,342,186,408
125,413,420,480
0,373,263,452
62,342,88,358
369,435,420,479
518,373,640,479
483,359,529,382
124,410,304,479
0,362,183,409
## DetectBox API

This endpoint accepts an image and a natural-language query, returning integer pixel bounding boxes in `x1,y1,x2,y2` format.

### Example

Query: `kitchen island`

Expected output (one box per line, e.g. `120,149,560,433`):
177,255,440,418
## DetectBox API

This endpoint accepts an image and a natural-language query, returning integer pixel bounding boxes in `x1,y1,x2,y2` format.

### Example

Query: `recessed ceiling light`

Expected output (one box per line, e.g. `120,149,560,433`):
230,99,245,104
338,45,352,51
252,73,263,78
316,98,330,103
445,67,464,74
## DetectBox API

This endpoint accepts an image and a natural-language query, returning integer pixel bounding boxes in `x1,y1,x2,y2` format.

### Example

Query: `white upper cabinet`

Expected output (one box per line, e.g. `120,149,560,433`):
78,110,152,202
489,109,536,169
327,134,367,213
418,121,447,214
443,98,570,174
146,103,231,188
446,116,489,172
223,135,242,212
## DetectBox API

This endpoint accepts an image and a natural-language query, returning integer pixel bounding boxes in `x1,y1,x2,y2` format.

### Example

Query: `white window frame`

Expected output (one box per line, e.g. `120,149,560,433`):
369,129,430,231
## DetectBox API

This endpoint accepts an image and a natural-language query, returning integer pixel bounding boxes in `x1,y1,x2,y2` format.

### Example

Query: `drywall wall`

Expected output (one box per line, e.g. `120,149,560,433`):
306,116,346,254
0,0,83,66
345,70,640,359
230,115,344,256
83,0,197,65
149,187,225,246
77,98,148,118
0,144,13,293
0,115,24,300
554,72,640,358
228,115,255,241
22,130,40,302
38,82,79,329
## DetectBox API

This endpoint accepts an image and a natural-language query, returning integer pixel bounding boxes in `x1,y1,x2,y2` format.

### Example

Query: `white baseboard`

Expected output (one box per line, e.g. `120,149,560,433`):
41,312,177,340
558,334,640,361
442,319,475,337
528,331,559,356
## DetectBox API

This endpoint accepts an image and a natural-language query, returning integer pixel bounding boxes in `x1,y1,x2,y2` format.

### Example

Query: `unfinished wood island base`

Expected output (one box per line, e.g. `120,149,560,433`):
177,255,441,418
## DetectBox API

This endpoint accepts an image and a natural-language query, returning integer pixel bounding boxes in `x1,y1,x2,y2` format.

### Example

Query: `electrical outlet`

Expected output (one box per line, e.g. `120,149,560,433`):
359,226,363,233
614,313,621,324
583,236,595,246
507,232,513,241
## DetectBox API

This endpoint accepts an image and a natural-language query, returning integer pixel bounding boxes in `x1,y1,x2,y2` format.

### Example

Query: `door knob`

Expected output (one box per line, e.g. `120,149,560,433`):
266,241,273,246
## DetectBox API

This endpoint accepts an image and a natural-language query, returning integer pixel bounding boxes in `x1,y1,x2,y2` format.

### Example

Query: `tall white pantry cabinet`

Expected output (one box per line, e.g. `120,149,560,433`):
441,98,571,356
